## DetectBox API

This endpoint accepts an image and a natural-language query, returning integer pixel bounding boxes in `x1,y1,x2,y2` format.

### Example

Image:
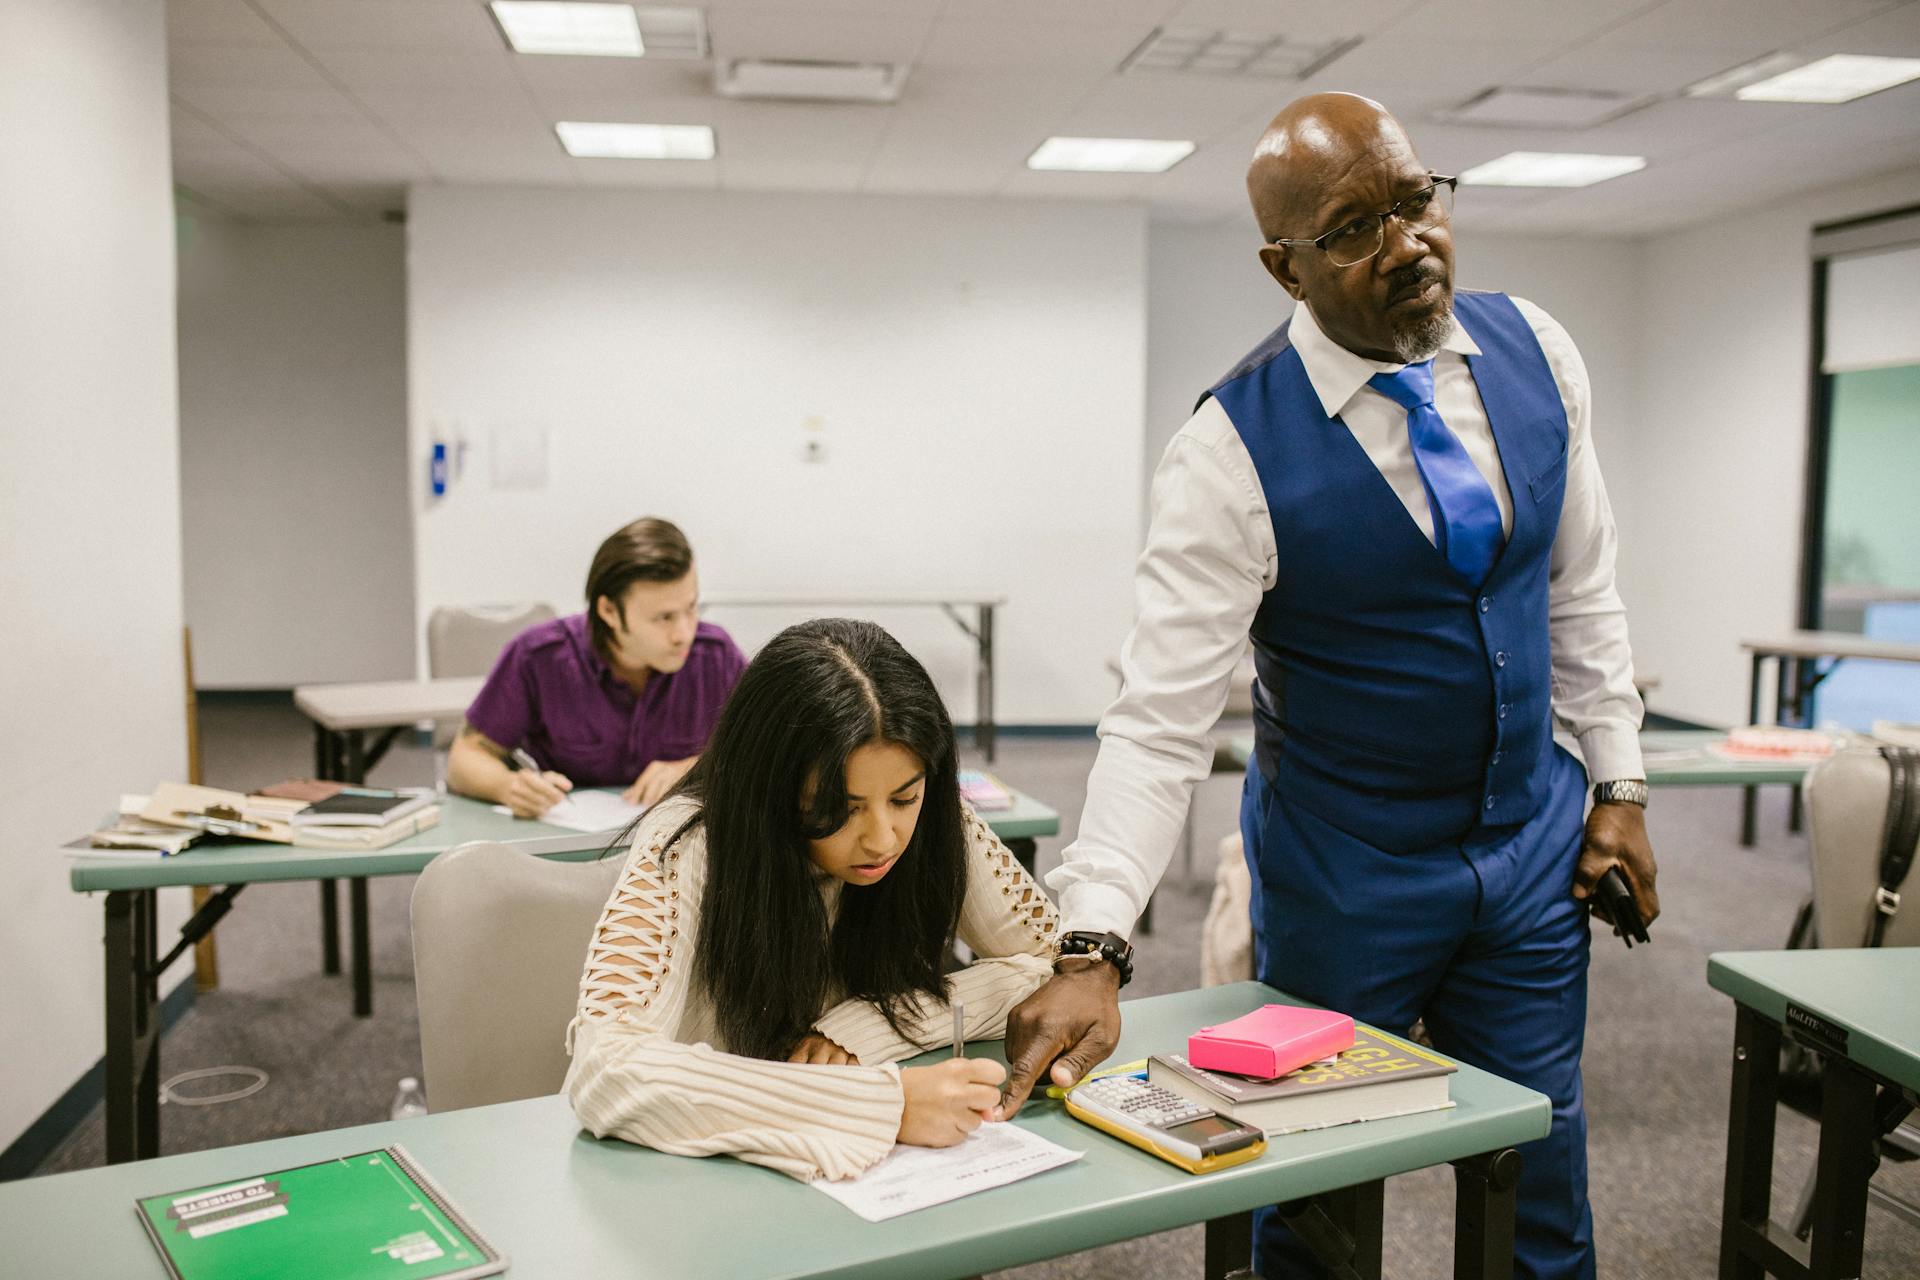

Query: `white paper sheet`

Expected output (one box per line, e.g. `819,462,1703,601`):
492,790,645,833
809,1122,1082,1222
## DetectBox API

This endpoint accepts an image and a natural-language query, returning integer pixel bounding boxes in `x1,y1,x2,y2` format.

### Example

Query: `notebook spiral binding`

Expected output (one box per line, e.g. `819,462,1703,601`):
384,1144,508,1278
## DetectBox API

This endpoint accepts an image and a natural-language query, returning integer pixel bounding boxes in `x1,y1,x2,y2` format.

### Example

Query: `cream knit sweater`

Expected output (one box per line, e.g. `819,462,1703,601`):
564,794,1061,1181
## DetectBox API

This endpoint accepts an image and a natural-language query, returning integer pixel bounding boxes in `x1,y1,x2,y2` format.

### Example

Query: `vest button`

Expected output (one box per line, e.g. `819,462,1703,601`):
1491,751,1503,765
1479,596,1492,613
1498,703,1509,719
1495,651,1508,667
1485,794,1497,809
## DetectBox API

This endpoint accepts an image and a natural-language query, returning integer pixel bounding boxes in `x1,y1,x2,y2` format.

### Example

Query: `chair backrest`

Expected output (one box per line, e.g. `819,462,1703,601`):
411,842,624,1112
426,603,558,680
1804,747,1920,949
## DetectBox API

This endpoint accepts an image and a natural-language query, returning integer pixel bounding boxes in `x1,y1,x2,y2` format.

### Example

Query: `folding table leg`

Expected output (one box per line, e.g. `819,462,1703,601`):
1452,1149,1521,1280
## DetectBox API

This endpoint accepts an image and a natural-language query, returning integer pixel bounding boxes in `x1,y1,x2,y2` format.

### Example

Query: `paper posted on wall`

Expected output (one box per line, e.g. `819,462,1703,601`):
809,1122,1081,1222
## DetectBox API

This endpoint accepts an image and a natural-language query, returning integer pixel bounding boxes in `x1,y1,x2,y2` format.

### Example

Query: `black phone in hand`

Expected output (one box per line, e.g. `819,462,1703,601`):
1593,867,1649,947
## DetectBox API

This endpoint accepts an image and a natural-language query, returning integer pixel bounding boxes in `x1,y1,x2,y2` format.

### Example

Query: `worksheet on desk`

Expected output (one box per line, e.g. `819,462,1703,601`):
809,1122,1082,1222
494,790,644,833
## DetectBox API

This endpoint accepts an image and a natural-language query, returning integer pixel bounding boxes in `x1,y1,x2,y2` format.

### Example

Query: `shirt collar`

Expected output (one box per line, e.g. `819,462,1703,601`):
1288,299,1481,420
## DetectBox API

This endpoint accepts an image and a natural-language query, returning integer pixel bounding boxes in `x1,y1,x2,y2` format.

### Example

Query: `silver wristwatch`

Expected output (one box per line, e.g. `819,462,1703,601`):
1592,779,1649,807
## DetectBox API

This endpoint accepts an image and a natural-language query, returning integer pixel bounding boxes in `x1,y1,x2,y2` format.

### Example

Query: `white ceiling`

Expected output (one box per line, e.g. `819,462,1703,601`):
167,0,1920,235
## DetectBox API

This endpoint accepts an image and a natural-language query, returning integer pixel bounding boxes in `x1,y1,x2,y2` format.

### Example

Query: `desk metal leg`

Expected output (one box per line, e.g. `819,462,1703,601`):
319,880,341,974
1278,1178,1385,1280
104,888,160,1165
1007,838,1036,877
1452,1149,1521,1280
1806,1058,1875,1279
1742,654,1764,847
978,602,996,762
351,877,373,1017
315,725,343,973
340,728,376,1019
1719,1005,1781,1280
1203,1210,1252,1280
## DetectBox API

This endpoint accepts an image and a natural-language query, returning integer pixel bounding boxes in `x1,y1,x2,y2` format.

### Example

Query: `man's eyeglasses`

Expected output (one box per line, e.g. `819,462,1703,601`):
1269,176,1457,268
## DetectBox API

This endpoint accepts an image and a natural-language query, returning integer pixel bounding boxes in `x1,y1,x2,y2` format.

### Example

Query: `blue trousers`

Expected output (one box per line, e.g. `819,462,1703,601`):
1240,747,1595,1280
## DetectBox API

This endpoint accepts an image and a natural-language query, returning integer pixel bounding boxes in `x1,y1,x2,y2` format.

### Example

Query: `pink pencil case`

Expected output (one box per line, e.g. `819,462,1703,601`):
1187,1004,1356,1079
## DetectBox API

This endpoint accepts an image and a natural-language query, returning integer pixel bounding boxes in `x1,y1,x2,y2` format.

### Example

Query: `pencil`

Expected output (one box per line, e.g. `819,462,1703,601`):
951,1001,964,1058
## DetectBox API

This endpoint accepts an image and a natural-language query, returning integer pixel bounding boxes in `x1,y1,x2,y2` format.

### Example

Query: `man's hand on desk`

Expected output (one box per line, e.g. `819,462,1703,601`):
503,769,572,819
624,756,697,808
992,962,1122,1121
1573,800,1660,927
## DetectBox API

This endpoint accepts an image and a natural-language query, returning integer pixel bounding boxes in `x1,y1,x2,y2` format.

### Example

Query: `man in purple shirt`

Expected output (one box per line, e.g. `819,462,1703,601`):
447,517,747,817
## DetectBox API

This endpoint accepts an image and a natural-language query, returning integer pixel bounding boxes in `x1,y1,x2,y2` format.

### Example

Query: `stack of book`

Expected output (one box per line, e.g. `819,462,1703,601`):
1149,1026,1457,1137
88,781,441,856
957,769,1013,811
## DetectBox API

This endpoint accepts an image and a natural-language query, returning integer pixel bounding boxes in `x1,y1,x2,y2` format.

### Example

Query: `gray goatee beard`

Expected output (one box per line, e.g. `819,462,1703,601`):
1390,296,1453,363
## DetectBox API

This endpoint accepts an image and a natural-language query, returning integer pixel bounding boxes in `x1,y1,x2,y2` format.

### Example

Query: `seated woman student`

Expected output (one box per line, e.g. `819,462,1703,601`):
447,517,746,817
565,618,1061,1180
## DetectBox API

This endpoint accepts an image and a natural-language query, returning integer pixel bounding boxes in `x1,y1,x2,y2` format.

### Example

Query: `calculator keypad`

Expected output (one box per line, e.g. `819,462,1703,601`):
1081,1079,1211,1129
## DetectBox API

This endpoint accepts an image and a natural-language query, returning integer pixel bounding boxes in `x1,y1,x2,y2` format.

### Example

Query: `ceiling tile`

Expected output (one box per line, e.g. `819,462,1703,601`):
251,0,503,52
316,48,525,93
706,9,932,63
169,42,335,93
168,0,283,47
916,18,1153,74
572,157,722,189
1164,0,1422,42
1584,0,1901,53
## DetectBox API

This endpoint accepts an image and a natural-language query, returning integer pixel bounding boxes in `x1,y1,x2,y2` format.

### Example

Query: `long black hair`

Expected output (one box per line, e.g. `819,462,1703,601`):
675,618,968,1061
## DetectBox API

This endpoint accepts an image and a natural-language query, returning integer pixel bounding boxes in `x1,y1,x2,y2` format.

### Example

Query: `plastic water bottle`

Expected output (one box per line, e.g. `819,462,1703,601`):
390,1077,428,1121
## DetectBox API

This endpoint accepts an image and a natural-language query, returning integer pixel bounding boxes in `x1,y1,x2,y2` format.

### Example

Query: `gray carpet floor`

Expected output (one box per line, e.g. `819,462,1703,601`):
39,694,1920,1277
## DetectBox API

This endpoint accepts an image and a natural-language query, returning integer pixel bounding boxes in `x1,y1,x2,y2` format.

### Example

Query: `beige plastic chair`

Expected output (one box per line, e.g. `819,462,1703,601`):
411,841,624,1112
1804,746,1920,949
427,602,558,679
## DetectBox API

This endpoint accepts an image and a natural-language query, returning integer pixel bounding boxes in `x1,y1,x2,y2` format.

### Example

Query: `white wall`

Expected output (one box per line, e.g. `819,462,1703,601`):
407,187,1147,724
1625,168,1920,727
176,217,414,687
0,0,190,1153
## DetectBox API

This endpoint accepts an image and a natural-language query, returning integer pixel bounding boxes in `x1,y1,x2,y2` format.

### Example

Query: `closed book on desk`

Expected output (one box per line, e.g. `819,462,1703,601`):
1151,1027,1455,1137
291,787,435,828
135,1144,505,1280
292,806,441,851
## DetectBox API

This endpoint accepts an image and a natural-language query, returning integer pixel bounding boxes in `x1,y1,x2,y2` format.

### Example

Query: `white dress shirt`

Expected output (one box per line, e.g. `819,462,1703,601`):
1048,296,1644,937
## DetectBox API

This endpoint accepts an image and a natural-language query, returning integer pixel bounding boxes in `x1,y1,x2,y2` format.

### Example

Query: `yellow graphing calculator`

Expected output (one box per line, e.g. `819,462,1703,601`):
1064,1075,1266,1175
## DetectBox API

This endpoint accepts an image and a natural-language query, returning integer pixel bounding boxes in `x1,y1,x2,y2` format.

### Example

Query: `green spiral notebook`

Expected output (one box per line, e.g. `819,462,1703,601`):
135,1145,506,1280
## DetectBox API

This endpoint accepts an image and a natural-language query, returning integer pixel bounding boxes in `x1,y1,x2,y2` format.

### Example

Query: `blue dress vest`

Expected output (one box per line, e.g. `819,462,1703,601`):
1204,291,1570,853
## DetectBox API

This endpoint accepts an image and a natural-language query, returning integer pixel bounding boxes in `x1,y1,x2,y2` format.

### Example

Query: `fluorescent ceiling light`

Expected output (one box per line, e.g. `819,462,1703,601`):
715,59,905,103
1684,51,1804,98
1027,137,1195,173
492,2,643,57
556,122,714,159
1733,54,1920,103
1459,151,1645,188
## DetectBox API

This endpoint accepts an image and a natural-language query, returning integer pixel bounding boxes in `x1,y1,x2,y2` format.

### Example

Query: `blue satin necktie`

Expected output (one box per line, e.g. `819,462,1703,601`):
1367,360,1504,587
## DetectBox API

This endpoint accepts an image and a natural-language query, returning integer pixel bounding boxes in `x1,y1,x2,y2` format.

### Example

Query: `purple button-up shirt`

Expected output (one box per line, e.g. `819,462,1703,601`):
464,613,746,788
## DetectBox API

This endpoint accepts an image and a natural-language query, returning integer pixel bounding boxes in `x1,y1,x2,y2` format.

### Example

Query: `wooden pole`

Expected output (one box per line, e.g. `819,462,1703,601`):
184,627,219,992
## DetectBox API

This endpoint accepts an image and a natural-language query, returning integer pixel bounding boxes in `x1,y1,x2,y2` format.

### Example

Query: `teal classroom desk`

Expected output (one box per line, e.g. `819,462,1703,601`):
0,983,1546,1280
1710,948,1920,1280
67,791,1059,1165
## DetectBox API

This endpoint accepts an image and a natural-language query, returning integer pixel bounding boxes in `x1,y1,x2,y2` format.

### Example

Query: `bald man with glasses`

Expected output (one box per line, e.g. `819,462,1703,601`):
997,94,1658,1280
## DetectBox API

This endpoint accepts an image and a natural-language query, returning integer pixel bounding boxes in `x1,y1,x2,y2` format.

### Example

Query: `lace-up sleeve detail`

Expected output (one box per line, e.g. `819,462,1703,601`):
575,830,684,1029
564,808,906,1182
813,803,1061,1066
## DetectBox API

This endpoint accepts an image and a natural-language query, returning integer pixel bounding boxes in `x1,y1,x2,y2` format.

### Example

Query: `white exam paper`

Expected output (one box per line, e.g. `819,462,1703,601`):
492,790,645,833
809,1123,1082,1222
